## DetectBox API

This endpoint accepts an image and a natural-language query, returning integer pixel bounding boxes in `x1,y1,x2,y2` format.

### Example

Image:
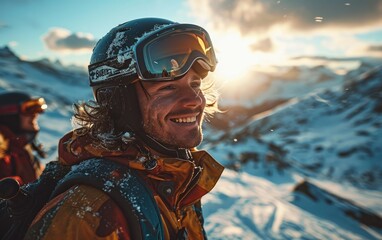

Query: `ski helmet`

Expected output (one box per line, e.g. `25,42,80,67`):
88,17,218,134
0,91,47,134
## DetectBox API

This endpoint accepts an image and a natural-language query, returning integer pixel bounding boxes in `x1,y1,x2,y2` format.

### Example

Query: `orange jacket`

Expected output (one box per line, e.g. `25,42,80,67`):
25,130,224,239
0,125,43,185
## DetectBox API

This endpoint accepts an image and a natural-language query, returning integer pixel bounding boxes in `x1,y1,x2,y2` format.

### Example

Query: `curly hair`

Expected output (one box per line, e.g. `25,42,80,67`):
72,77,220,149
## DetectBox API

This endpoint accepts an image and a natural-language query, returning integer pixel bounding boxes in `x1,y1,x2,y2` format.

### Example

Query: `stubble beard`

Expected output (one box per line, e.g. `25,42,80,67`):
143,120,204,149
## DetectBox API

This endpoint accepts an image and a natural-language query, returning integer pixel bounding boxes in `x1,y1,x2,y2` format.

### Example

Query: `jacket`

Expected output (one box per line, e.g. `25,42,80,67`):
0,125,43,185
25,129,224,239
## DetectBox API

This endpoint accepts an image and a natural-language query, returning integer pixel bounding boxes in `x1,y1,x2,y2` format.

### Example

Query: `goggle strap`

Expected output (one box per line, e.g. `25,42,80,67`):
89,57,136,86
0,105,19,115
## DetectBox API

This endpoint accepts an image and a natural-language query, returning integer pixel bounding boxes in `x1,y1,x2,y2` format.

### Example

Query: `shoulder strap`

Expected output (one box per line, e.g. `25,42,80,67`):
194,200,208,239
1,161,71,240
51,158,164,240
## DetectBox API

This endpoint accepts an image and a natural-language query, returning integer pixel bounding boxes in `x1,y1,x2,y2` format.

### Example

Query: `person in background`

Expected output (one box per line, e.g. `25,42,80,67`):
25,17,224,239
0,91,47,185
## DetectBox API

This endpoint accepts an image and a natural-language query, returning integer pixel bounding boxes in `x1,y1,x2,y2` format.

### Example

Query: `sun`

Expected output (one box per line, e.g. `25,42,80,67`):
212,31,258,84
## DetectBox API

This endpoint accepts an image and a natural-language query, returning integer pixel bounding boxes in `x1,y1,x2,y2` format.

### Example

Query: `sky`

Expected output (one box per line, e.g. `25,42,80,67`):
1,0,382,82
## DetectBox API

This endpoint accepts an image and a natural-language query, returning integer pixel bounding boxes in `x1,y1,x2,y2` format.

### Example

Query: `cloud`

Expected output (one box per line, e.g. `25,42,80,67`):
316,34,382,57
189,0,382,35
43,28,97,52
368,45,382,52
251,38,273,52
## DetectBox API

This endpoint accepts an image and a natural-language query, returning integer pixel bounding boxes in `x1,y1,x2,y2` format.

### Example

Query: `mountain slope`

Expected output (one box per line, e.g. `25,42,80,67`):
205,65,382,191
202,64,382,239
204,170,382,240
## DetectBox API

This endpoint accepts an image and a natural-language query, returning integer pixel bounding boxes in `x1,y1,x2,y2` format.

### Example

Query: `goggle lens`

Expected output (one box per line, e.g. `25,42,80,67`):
21,98,47,115
141,32,216,80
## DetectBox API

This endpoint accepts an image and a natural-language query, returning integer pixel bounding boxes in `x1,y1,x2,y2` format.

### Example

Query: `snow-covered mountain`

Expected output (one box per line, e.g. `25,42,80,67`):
1,46,381,239
205,65,382,190
202,59,382,239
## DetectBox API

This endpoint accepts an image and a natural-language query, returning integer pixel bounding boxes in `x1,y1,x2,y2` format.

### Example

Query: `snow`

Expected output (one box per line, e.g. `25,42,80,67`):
202,62,382,239
107,31,127,58
204,169,382,239
1,46,382,239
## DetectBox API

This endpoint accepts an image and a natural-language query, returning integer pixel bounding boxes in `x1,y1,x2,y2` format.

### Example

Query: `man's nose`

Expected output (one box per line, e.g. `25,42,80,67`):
179,87,205,108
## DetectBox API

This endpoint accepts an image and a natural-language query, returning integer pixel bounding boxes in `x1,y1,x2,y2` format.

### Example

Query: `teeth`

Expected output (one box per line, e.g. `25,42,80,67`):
173,116,197,123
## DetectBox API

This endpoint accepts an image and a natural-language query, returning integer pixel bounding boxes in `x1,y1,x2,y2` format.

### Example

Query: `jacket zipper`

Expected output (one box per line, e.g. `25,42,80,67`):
175,161,203,211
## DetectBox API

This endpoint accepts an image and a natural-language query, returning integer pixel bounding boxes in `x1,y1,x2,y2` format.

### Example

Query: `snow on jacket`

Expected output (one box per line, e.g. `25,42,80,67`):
0,125,43,185
25,129,224,239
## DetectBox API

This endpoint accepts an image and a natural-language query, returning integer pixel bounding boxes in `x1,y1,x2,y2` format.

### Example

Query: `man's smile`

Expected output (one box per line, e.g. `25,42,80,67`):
170,116,197,123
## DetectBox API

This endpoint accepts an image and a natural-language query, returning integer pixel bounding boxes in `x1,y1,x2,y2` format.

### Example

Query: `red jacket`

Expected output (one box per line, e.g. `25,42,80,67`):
25,130,224,239
0,125,43,184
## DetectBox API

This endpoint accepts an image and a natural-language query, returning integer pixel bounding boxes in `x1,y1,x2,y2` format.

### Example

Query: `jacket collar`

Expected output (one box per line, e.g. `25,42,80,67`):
58,129,224,208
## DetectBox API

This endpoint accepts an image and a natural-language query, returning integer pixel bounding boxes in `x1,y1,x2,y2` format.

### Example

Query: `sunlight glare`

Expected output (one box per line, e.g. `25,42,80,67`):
213,31,256,84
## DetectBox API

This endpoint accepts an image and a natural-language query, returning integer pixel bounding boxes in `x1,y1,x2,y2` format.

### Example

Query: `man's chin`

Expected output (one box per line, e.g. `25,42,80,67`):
152,134,203,150
168,135,203,149
143,125,203,149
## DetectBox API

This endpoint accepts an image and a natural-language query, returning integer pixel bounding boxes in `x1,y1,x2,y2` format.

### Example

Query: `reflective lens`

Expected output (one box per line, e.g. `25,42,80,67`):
20,98,47,115
135,26,217,81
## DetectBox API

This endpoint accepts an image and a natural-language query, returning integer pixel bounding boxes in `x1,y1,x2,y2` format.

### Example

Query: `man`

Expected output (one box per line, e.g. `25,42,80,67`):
25,18,224,239
0,91,47,185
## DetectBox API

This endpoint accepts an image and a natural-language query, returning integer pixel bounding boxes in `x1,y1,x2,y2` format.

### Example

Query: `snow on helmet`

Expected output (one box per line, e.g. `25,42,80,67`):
89,18,175,97
0,91,47,133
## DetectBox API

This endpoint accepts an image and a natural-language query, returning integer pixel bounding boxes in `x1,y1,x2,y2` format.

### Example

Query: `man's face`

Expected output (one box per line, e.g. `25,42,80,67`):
20,113,40,132
136,68,206,149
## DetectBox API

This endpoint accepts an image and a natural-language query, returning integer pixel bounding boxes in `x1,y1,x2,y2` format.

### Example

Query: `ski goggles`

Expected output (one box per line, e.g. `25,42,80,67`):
135,24,217,81
20,98,47,114
89,24,217,84
0,98,47,115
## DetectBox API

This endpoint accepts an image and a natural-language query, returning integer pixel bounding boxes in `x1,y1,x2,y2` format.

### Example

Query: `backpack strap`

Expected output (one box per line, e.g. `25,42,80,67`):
0,161,72,240
51,158,164,240
194,200,208,239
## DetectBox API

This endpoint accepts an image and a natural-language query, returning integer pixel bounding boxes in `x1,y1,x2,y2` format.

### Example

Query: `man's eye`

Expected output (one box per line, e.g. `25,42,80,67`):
159,85,175,91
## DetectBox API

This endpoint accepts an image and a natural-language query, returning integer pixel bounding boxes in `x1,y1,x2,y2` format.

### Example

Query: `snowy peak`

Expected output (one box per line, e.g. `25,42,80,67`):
0,45,86,78
293,180,382,237
0,45,91,110
0,46,20,61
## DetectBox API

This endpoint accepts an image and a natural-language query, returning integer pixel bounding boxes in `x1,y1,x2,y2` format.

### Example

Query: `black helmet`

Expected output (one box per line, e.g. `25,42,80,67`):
88,18,217,159
0,91,47,134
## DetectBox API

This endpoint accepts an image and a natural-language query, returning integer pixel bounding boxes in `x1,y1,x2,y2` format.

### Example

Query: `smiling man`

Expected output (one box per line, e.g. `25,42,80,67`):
25,18,224,239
